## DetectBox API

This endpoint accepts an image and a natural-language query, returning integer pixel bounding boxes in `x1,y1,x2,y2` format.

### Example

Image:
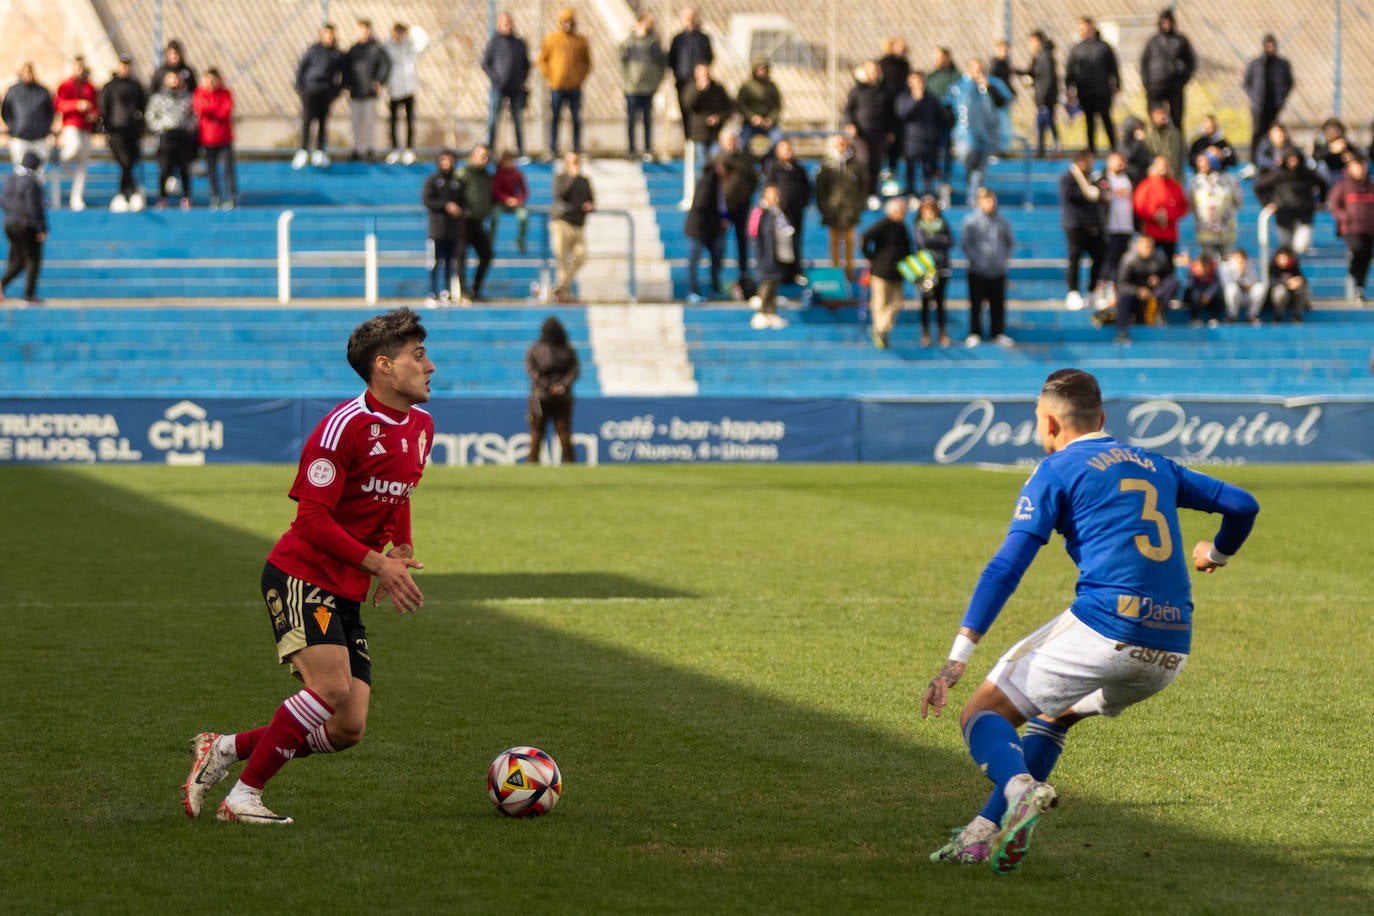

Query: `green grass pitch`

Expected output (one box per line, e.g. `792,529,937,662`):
2,462,1371,914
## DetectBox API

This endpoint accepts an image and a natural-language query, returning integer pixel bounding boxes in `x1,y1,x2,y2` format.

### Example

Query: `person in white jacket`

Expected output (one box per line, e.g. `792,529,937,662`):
384,22,425,164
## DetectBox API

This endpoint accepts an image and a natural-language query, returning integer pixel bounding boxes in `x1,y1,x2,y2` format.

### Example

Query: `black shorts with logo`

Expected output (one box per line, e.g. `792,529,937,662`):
260,561,373,686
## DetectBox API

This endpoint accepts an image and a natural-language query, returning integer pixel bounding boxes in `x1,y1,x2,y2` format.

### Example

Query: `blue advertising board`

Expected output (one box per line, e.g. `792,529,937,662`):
1,396,1370,465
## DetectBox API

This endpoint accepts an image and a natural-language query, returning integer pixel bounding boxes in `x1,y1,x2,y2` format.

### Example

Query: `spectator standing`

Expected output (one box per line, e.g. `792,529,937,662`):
989,40,1016,104
482,13,531,159
1101,151,1136,292
736,59,782,159
926,48,960,190
1243,35,1293,166
960,187,1015,347
845,60,890,206
3,63,55,172
860,197,911,348
1139,8,1195,129
0,150,46,303
1066,17,1120,153
1132,154,1188,263
815,133,867,281
761,138,812,282
712,130,759,297
194,68,236,210
877,38,912,176
457,145,494,301
1183,252,1222,326
1022,31,1059,158
99,55,146,212
894,71,945,200
384,23,421,165
1187,114,1238,173
1263,246,1309,322
526,316,580,464
1059,149,1107,311
683,159,725,303
681,63,731,165
1112,233,1178,340
344,19,391,162
538,8,592,158
1311,118,1354,185
1189,151,1242,260
54,56,99,211
146,71,197,209
945,59,1009,198
1327,155,1374,301
421,149,465,306
913,195,954,347
1220,248,1265,322
1143,104,1185,187
667,7,713,137
619,11,666,161
1253,146,1326,254
550,151,594,302
293,25,344,170
1118,116,1153,185
151,40,197,94
1251,122,1292,174
750,184,794,329
489,149,530,254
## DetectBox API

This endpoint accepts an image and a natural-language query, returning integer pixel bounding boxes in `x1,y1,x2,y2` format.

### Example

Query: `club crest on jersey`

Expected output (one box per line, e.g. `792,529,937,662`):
402,438,409,453
307,458,337,487
1013,496,1034,521
369,423,382,439
418,431,428,466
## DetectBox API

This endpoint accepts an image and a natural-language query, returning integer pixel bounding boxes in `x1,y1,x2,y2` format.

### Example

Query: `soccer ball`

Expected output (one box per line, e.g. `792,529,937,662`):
487,746,562,817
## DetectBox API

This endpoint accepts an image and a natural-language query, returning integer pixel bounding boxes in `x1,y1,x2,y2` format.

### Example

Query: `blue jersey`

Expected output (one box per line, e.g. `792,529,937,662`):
1009,433,1235,653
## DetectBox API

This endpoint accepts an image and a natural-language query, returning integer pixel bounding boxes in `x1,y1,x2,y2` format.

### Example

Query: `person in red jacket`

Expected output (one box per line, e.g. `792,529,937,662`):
1132,154,1189,264
193,68,237,209
54,55,100,211
488,149,529,253
1327,154,1374,301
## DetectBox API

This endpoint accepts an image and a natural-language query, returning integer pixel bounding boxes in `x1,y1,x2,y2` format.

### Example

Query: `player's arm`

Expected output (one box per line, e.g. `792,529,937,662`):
371,501,420,609
920,529,1045,719
294,497,424,612
1174,466,1260,574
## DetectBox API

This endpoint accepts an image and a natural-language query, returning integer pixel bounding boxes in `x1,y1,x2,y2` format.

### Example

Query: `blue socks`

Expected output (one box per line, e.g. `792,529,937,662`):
973,716,1069,825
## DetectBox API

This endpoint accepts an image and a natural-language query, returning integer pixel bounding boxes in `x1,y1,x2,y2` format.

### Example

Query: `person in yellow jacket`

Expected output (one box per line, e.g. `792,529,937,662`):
538,8,592,157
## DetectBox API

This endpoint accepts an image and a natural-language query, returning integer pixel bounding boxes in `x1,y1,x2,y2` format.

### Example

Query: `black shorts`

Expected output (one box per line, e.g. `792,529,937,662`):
529,394,572,426
260,561,372,685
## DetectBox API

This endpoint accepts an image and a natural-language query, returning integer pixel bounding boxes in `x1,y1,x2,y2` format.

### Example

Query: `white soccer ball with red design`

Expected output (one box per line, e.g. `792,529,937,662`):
487,746,562,817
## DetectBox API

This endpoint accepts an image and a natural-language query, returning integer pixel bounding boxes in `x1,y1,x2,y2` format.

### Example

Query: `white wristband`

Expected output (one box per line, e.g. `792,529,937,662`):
1206,546,1231,566
949,634,977,664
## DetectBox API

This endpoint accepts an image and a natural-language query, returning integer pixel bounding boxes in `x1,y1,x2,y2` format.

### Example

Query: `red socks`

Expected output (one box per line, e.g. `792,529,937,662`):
237,689,334,790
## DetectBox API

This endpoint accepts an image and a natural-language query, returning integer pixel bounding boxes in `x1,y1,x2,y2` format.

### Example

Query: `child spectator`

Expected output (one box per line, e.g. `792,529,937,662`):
489,150,530,254
1263,246,1309,323
1219,248,1265,323
748,184,793,329
1183,252,1222,327
0,150,47,303
194,68,237,209
912,195,954,347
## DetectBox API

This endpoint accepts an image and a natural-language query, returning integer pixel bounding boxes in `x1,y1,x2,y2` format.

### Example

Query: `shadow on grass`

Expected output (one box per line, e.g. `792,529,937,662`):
1,467,1366,914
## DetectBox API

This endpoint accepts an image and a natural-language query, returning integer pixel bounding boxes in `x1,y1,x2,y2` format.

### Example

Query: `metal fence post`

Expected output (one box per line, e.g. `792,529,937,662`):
364,216,378,304
277,210,294,303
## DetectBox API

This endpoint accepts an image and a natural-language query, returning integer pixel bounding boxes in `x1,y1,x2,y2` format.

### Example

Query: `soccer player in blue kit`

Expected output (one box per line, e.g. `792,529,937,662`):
920,368,1259,874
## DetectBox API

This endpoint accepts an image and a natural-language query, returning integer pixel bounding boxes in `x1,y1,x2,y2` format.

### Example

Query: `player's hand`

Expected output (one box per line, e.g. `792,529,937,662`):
1192,540,1222,574
367,547,424,612
920,659,966,719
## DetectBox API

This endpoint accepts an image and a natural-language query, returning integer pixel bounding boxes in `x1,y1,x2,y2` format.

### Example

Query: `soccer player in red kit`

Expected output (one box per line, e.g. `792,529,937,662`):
183,307,436,825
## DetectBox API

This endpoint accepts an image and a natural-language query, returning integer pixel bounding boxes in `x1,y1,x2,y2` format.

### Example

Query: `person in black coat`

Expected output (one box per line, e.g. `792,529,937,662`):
150,40,197,94
1243,35,1294,165
893,71,945,199
421,150,466,305
667,8,713,132
482,12,531,157
1066,17,1120,153
860,197,913,348
912,195,954,346
1,151,47,303
525,316,581,463
1253,147,1327,253
878,37,911,174
1022,31,1059,157
684,162,725,302
294,25,344,168
99,55,147,209
2,63,55,169
761,138,812,282
845,60,890,200
344,19,392,161
1059,149,1108,309
1139,8,1195,129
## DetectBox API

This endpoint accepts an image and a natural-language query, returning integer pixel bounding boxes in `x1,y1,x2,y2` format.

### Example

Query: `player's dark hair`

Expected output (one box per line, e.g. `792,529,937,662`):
1041,368,1102,430
347,307,427,382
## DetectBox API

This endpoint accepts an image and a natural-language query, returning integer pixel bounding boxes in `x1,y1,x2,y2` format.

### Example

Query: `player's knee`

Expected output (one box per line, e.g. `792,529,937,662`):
329,721,366,749
310,678,353,712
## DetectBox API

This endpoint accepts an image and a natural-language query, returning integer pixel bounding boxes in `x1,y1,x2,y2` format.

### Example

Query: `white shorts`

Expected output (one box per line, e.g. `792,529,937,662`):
987,610,1188,720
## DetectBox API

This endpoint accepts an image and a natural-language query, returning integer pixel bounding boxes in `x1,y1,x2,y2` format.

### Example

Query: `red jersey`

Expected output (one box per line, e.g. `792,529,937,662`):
55,77,100,131
192,85,234,147
267,392,434,601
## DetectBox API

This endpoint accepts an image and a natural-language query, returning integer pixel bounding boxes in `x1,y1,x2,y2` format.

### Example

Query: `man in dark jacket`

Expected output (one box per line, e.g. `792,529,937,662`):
1066,17,1120,153
151,40,197,94
667,7,712,138
1328,154,1374,300
2,63,55,171
1243,35,1293,166
457,145,494,301
894,71,945,198
1,150,47,304
1108,232,1177,340
736,58,782,158
550,151,594,302
1254,147,1327,254
345,19,391,161
681,63,731,165
482,12,530,158
1023,31,1059,157
761,138,812,282
845,60,890,203
684,161,725,303
1059,149,1107,311
712,130,759,297
422,150,466,305
1139,8,1195,129
294,24,344,169
860,197,912,348
100,54,147,211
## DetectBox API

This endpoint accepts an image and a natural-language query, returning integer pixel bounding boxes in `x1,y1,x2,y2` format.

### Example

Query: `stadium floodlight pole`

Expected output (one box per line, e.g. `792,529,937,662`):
153,0,163,66
826,0,838,133
1334,0,1343,117
1003,0,1012,45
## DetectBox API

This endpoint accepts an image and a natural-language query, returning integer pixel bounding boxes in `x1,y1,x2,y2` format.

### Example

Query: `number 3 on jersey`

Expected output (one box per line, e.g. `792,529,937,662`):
1120,478,1173,561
